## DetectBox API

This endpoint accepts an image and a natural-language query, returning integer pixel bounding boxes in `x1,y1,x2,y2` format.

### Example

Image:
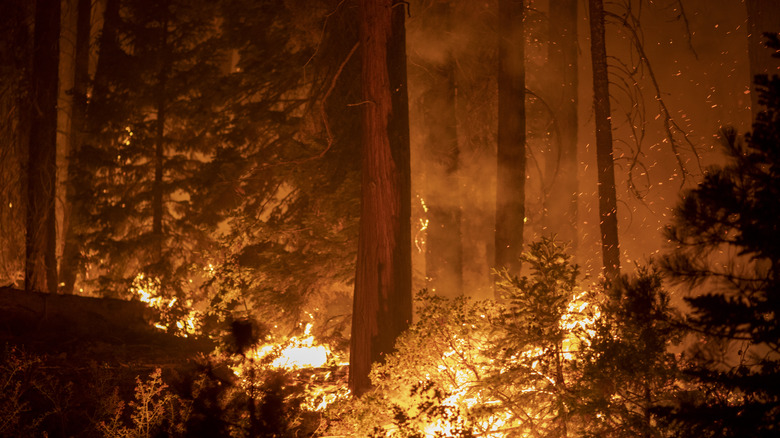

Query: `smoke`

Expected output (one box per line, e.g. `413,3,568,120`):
405,0,753,299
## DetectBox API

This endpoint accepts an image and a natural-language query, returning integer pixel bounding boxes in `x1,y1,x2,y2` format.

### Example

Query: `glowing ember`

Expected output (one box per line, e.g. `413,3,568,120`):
415,194,429,253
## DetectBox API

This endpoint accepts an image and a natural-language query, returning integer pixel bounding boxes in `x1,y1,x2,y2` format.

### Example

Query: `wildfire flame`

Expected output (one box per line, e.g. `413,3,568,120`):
130,273,202,337
232,318,349,413
249,322,329,369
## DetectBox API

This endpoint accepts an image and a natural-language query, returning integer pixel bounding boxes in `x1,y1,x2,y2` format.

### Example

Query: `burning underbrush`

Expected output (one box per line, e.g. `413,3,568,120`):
106,238,679,437
325,238,612,437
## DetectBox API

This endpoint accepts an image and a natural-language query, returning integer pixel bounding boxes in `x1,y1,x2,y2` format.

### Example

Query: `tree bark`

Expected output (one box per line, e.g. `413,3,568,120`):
25,0,61,294
588,0,620,281
545,0,579,252
746,0,780,118
419,1,463,298
495,0,526,291
60,0,91,294
349,0,412,397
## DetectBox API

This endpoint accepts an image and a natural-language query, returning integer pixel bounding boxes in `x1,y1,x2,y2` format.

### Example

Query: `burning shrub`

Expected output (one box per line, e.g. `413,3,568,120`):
325,238,602,437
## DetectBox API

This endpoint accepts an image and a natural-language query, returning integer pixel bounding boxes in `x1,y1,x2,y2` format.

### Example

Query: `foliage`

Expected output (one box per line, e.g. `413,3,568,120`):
96,360,320,438
199,0,361,340
0,345,46,435
0,345,80,436
70,0,361,349
325,289,497,437
573,268,682,438
490,237,592,437
174,350,333,437
660,34,780,437
99,369,190,438
76,0,226,306
327,238,604,437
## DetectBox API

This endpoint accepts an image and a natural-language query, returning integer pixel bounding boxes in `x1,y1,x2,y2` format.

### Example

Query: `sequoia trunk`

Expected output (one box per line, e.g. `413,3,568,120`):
349,0,413,396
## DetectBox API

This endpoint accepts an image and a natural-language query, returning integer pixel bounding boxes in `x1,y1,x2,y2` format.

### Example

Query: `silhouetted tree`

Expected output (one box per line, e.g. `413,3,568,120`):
745,1,780,118
495,0,526,288
26,0,60,294
59,0,91,294
574,268,681,438
200,0,362,340
411,0,464,298
544,0,579,252
587,0,620,281
0,0,32,286
491,237,584,437
349,0,413,396
662,38,780,436
78,0,225,302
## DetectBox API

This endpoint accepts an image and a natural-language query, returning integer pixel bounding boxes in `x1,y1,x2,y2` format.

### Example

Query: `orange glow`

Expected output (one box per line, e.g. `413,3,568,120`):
248,322,330,369
130,273,202,337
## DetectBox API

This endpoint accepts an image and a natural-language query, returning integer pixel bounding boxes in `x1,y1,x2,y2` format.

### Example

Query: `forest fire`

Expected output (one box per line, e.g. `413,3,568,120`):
1,0,779,436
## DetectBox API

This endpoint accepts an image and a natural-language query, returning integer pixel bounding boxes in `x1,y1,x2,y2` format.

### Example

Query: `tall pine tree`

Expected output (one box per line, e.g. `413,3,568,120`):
495,0,526,287
78,0,225,305
662,35,780,437
588,0,620,281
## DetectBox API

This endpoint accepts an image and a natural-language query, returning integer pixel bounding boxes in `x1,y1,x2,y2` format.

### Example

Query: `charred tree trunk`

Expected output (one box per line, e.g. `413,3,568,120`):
545,0,579,252
419,1,463,298
349,0,412,397
746,0,780,118
588,0,620,281
60,0,91,294
25,0,61,294
495,0,526,291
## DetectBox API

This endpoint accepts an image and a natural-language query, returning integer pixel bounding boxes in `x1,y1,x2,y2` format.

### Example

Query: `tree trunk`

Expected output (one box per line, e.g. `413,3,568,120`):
91,0,120,115
746,0,780,118
349,0,412,397
25,0,61,294
495,0,526,291
0,1,32,286
419,1,463,298
588,0,620,281
60,0,91,294
153,13,169,264
545,0,579,252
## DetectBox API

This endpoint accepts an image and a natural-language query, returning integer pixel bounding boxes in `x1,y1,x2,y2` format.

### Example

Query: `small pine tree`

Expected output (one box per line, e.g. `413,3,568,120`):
573,268,681,438
491,237,585,437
